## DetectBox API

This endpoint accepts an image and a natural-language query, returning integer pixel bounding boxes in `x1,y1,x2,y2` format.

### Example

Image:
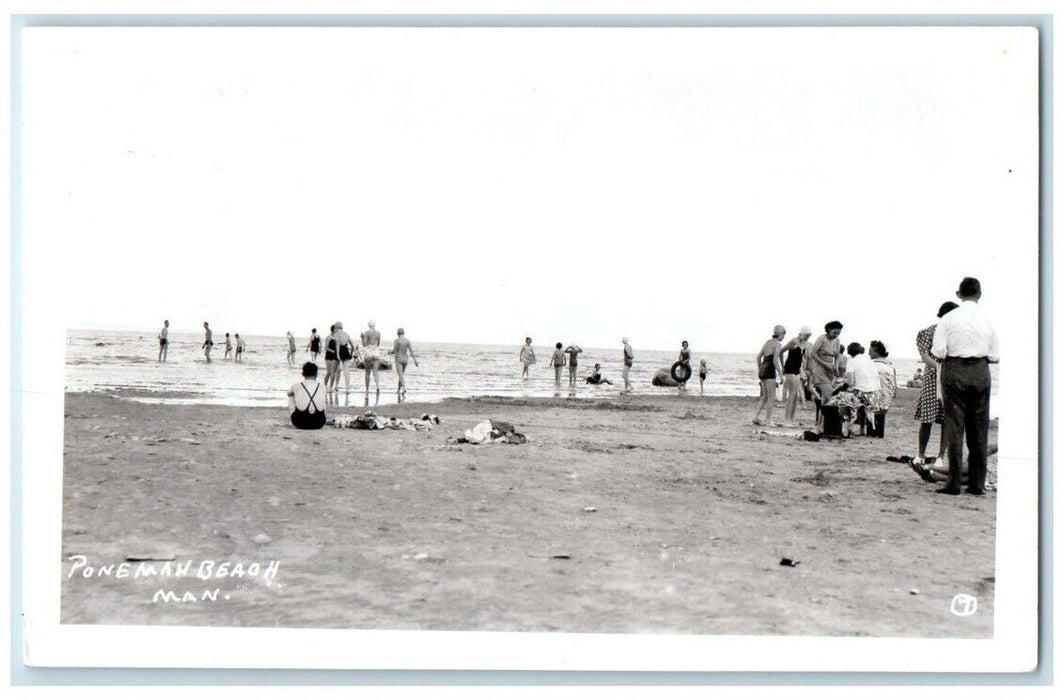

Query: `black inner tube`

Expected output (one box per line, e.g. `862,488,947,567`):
670,361,692,383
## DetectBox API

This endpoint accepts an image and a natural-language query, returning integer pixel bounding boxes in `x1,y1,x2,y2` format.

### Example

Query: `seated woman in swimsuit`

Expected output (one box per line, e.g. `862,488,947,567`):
287,362,327,430
585,363,612,385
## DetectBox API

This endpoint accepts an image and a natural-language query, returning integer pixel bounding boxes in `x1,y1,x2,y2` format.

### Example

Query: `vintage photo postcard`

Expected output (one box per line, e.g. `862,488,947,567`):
14,16,1041,673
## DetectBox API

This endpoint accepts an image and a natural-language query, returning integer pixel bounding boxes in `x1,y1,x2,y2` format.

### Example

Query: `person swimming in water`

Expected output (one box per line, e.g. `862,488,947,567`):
360,320,383,396
202,322,213,363
391,327,419,397
158,320,169,362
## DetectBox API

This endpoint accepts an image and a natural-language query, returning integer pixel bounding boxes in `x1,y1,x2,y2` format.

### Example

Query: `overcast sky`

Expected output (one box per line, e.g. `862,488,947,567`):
21,26,1037,355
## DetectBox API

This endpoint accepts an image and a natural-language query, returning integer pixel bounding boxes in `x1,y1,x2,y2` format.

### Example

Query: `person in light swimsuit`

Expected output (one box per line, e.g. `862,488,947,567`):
391,327,419,397
360,320,383,396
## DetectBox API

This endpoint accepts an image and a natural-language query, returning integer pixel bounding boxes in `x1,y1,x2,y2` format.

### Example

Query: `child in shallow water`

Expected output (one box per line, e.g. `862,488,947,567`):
698,359,708,395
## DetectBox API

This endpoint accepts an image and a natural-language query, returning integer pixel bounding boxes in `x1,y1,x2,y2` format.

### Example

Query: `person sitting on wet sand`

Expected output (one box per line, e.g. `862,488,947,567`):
287,361,327,430
585,363,613,385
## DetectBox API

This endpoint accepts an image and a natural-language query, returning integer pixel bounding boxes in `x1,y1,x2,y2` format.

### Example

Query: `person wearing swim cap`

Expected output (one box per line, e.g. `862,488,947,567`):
360,319,383,396
753,325,786,426
778,325,813,426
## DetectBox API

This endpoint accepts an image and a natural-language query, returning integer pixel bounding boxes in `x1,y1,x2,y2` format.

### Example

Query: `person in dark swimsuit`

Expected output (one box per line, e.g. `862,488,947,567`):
158,320,169,362
779,326,812,426
307,328,321,363
677,341,692,393
202,322,213,363
287,362,327,430
698,359,708,395
323,325,339,393
585,363,612,385
752,325,786,425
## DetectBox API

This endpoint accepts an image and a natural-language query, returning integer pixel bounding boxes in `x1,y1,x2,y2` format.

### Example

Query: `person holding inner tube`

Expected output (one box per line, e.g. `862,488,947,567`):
752,325,787,426
672,340,693,392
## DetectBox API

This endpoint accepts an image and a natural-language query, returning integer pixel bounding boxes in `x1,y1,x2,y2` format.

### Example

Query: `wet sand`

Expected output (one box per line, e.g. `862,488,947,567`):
61,387,997,636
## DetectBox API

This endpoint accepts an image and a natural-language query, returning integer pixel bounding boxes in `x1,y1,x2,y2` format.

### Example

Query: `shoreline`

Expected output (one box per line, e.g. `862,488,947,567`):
61,389,997,636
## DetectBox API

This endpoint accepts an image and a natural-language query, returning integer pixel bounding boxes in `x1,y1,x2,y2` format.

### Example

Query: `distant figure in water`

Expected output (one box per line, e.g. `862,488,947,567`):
307,328,321,363
224,332,233,359
677,341,692,393
752,325,786,426
286,331,297,366
234,333,245,361
622,337,634,393
287,361,326,430
391,327,419,397
564,343,583,387
550,342,566,387
202,322,213,363
332,322,355,393
157,320,169,362
360,319,383,396
698,359,708,395
585,363,612,385
519,337,536,380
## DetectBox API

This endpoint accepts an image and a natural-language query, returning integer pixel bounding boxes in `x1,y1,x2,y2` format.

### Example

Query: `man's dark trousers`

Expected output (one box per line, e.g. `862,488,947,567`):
941,357,991,490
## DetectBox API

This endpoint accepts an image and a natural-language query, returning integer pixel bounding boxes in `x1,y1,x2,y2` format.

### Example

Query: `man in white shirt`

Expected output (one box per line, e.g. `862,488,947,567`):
931,277,1000,495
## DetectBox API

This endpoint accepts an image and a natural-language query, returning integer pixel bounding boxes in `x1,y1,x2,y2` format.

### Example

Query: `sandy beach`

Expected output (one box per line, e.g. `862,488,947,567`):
61,387,997,637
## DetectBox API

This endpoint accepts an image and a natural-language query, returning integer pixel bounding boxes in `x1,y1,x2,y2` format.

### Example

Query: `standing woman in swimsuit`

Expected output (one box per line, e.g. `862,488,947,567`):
323,325,339,393
779,326,812,426
158,320,169,362
286,331,297,367
360,320,383,396
307,328,321,363
332,322,355,394
677,340,692,393
234,333,246,361
752,325,786,425
224,333,233,359
202,322,213,363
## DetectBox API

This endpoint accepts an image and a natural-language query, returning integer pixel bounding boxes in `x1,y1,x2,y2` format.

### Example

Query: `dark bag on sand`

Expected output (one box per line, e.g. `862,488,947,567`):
821,405,846,438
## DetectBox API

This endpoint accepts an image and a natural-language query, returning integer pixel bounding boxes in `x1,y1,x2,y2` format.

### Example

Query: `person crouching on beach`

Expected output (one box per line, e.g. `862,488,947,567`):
519,337,536,380
752,326,786,425
287,361,327,430
550,342,566,387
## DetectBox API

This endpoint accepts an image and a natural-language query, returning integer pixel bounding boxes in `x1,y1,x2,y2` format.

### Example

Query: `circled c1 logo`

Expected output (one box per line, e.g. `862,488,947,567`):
951,594,978,616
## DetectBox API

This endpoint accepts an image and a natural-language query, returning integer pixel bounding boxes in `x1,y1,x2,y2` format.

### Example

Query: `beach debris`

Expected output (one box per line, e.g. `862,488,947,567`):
252,533,272,545
779,558,800,567
449,420,528,445
420,414,441,424
910,588,920,595
583,506,598,513
413,552,429,561
267,497,281,507
757,428,804,439
551,554,571,560
124,554,176,562
566,472,579,480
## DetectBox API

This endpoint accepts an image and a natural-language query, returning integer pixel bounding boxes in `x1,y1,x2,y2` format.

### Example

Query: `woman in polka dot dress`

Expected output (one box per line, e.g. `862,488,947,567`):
912,301,959,468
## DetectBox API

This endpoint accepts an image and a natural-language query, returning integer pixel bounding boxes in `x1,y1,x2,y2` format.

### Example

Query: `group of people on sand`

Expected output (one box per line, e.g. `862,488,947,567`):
751,322,899,434
749,276,999,498
157,321,245,363
519,337,638,394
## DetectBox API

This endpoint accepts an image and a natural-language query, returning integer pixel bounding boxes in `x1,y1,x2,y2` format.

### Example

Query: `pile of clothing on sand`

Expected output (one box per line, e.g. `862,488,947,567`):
449,420,527,445
328,412,440,431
